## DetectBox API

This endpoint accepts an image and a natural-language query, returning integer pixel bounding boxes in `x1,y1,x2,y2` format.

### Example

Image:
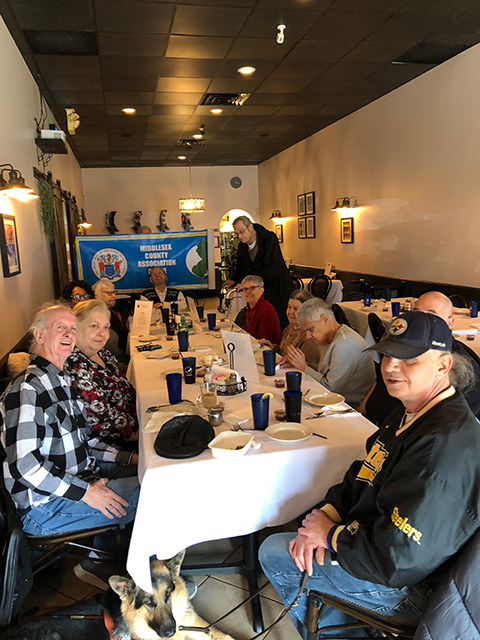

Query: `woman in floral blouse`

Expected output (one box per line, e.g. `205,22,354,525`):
64,299,138,447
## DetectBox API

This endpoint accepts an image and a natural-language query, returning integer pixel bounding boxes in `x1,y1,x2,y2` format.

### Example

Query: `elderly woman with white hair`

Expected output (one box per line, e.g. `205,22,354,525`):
240,275,282,345
64,299,138,448
283,298,376,408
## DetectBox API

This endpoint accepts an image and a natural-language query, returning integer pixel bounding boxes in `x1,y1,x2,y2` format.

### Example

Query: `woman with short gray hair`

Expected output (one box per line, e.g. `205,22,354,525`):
241,275,281,345
285,298,376,408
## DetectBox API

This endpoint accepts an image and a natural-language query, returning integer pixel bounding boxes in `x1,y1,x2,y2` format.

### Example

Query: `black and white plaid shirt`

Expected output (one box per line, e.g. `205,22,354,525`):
0,356,130,516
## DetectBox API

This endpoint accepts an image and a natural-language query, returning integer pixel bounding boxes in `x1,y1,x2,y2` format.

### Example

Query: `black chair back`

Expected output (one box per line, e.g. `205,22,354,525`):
368,313,387,343
292,276,303,290
309,275,332,301
449,294,468,308
344,291,364,302
332,304,352,328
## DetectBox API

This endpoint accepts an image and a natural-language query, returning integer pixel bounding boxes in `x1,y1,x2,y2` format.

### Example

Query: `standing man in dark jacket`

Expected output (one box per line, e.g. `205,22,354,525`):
223,216,293,330
260,311,480,638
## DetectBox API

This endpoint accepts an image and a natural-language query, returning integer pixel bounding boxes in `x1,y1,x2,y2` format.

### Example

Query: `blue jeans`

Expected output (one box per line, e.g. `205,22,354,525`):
21,462,139,553
259,533,433,639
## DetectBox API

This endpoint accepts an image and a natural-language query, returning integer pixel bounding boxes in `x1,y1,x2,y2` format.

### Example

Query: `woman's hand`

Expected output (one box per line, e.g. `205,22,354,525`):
258,338,274,350
285,345,307,371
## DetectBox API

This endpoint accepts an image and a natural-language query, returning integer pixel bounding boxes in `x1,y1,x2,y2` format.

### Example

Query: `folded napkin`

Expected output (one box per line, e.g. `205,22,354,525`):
143,403,200,433
211,365,241,382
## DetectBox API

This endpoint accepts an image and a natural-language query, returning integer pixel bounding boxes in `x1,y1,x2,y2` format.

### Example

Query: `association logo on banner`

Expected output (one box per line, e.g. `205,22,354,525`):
91,248,128,282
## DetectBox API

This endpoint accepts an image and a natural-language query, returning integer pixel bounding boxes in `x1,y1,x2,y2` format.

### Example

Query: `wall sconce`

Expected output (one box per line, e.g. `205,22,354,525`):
331,197,358,212
269,210,282,219
77,208,92,234
0,164,38,201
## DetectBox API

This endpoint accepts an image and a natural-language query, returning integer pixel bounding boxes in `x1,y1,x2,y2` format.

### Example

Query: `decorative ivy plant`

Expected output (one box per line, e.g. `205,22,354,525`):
38,178,55,243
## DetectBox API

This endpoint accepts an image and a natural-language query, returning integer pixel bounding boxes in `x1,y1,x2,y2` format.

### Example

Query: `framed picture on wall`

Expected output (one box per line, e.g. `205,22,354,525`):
306,216,316,238
0,214,21,277
275,224,283,243
340,217,354,244
305,192,315,215
298,218,306,239
297,194,306,216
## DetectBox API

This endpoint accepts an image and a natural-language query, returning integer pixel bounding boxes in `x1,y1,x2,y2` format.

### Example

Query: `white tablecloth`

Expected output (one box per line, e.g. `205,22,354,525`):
301,278,343,304
126,321,377,591
338,299,480,356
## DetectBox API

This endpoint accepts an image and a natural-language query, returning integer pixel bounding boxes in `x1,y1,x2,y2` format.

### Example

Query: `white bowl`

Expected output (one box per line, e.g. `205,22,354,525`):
208,432,254,458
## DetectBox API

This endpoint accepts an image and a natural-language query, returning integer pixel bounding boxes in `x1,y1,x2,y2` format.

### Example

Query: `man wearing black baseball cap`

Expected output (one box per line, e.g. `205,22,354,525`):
260,311,480,637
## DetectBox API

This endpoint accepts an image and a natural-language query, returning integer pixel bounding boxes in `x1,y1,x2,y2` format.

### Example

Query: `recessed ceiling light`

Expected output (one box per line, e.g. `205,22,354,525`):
178,155,186,160
192,133,203,139
237,66,256,75
122,107,136,114
210,108,223,114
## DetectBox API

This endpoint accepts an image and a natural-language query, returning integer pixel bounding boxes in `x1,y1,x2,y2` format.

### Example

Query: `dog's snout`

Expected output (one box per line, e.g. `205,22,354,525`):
157,618,176,638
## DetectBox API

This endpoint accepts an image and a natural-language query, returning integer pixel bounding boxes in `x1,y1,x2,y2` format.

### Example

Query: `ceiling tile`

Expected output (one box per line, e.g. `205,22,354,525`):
172,5,250,37
100,56,162,76
424,15,480,45
104,91,154,104
151,105,196,116
98,33,168,57
35,55,100,75
342,40,417,62
368,12,450,41
239,8,324,39
54,104,106,115
95,1,174,33
190,106,239,118
329,0,406,9
51,90,104,104
306,10,392,40
273,104,320,116
269,60,331,79
285,39,356,61
44,75,103,91
165,36,234,59
257,0,332,7
207,78,263,92
157,58,221,77
227,38,296,60
9,0,94,30
103,76,158,91
256,78,311,93
105,104,153,115
235,106,280,116
156,77,211,92
399,0,477,14
213,59,277,77
154,93,203,105
244,93,295,106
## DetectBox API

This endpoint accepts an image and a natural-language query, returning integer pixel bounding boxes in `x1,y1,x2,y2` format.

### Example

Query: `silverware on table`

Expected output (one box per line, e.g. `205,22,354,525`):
311,432,328,439
146,399,194,413
305,408,358,419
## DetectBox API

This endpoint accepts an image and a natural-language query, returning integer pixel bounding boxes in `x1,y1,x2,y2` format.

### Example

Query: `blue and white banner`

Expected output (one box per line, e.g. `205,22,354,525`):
75,230,214,293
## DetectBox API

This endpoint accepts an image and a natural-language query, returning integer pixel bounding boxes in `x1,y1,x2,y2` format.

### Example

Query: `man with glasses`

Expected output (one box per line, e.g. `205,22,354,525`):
223,216,293,330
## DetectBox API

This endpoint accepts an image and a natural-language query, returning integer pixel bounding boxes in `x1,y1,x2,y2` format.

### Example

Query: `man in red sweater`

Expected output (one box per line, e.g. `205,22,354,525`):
241,275,281,345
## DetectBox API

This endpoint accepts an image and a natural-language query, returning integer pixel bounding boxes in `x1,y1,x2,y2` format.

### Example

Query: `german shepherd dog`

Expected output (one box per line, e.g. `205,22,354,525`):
1,551,236,640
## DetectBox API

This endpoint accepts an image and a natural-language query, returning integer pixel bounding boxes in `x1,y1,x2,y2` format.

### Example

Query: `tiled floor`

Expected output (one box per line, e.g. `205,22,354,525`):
16,523,301,640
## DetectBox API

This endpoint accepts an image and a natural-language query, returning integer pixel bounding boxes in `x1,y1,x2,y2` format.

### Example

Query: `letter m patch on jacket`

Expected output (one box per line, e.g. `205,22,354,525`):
356,440,388,485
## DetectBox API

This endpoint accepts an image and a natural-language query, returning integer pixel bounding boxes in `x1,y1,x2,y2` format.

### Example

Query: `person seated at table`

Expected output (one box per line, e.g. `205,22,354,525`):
360,291,480,424
140,266,187,311
258,289,320,368
259,311,480,639
0,303,139,589
241,275,282,346
64,299,139,449
93,280,130,366
61,279,93,308
283,298,375,408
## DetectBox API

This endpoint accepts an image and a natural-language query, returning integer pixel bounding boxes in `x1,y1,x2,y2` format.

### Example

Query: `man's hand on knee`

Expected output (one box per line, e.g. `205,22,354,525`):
289,534,321,576
299,509,335,549
81,478,129,519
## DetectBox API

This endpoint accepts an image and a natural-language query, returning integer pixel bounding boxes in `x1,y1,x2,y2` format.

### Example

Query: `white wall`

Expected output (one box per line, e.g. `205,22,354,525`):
258,43,480,288
82,166,258,234
0,17,84,357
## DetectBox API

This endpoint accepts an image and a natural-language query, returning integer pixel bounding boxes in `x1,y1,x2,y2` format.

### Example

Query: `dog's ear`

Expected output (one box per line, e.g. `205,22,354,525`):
165,550,186,577
109,575,137,599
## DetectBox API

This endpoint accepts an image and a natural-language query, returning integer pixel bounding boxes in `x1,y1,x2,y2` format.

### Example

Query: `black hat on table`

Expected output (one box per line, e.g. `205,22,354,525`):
364,311,452,360
154,415,214,459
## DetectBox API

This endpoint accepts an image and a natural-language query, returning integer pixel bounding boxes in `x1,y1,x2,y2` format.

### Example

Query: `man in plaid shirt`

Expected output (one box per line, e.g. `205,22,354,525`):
0,304,139,589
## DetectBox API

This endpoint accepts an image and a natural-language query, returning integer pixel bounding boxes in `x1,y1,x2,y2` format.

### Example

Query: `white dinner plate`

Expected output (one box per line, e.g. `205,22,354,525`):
191,345,213,353
138,335,160,342
201,355,228,366
160,367,183,378
304,391,345,407
265,423,312,443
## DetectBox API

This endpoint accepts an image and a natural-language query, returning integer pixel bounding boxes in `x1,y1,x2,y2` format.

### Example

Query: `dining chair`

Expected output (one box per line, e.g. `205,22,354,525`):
449,294,468,308
292,275,303,290
331,304,352,328
309,275,332,301
368,313,387,343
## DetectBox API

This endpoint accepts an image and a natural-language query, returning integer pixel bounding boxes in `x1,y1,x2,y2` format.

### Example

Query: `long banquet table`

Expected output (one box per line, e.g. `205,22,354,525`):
126,317,377,624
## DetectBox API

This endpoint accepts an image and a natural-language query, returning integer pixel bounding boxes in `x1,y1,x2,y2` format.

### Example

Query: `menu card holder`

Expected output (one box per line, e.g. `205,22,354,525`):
221,330,259,384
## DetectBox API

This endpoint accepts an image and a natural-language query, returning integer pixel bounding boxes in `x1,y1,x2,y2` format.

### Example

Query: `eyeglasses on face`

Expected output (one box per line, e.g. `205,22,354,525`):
242,286,260,293
72,293,91,301
104,291,116,296
234,225,250,238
